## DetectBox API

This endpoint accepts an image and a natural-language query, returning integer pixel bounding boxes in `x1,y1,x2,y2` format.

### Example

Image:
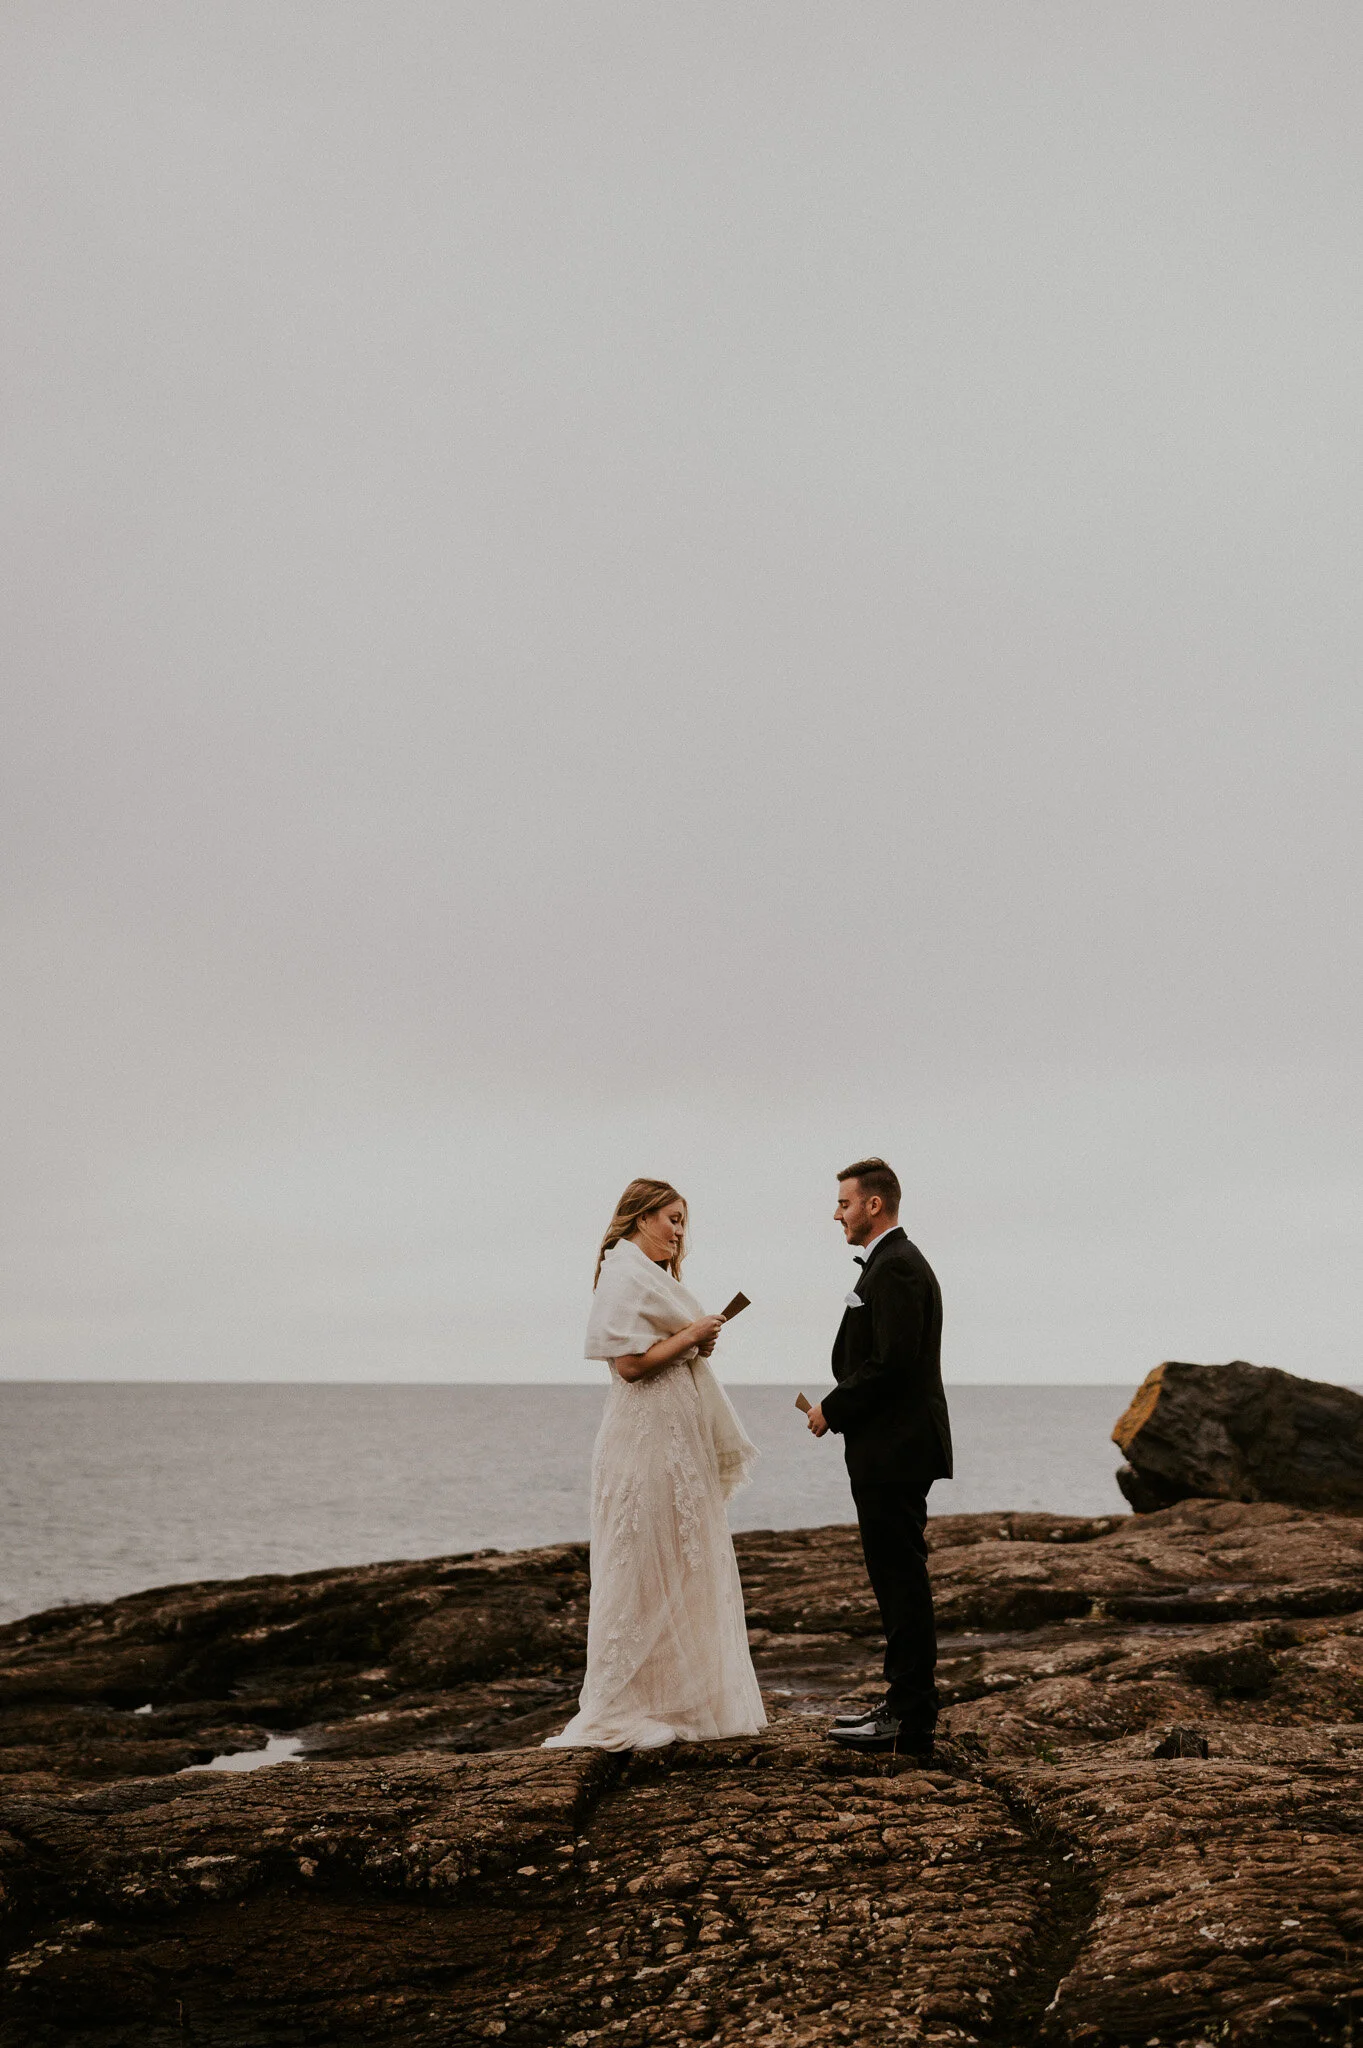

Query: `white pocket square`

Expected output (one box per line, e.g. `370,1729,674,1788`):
844,1291,864,1308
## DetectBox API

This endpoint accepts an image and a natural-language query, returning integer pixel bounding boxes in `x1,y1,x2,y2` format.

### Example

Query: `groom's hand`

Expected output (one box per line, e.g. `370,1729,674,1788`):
806,1403,829,1437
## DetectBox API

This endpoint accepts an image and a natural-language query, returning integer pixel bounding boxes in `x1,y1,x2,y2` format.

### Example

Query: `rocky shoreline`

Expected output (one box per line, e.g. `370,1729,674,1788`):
3,1501,1363,2044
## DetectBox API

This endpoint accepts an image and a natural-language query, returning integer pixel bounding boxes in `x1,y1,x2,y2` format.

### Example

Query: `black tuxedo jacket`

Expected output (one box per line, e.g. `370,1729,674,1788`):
820,1227,953,1488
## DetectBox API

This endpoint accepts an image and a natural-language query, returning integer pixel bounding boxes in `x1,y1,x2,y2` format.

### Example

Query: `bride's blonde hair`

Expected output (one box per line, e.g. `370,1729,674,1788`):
594,1178,687,1287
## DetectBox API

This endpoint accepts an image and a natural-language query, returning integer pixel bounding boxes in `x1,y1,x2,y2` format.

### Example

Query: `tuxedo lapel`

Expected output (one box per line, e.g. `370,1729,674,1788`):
825,1223,953,1487
856,1225,907,1284
835,1231,900,1343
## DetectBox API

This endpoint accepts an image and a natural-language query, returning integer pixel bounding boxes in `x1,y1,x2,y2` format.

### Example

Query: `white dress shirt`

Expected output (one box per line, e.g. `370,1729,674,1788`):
842,1225,898,1306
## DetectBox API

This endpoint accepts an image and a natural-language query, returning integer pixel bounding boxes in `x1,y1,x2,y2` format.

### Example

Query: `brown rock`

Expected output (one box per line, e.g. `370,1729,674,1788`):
1152,1727,1210,1757
0,1734,1056,2046
4,1503,1363,2043
994,1758,1363,2046
1113,1358,1363,1513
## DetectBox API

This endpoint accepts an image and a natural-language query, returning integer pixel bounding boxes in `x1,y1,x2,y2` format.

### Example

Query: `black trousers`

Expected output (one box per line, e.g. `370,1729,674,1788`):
847,1472,938,1736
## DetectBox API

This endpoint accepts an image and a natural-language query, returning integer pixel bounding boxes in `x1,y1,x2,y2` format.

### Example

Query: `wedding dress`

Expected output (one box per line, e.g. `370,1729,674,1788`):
544,1237,767,1750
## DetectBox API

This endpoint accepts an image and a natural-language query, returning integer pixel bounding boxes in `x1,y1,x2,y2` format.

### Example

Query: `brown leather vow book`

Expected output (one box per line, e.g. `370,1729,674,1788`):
719,1292,750,1321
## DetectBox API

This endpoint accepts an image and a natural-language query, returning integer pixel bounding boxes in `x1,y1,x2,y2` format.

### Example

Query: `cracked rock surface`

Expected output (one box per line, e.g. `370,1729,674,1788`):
3,1499,1363,2044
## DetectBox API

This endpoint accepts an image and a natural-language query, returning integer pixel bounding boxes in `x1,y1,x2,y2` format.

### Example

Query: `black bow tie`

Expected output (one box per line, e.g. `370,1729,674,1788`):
853,1254,866,1266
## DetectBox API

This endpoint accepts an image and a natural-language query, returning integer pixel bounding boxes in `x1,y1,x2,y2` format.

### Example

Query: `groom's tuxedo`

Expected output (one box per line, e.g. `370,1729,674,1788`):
821,1226,952,1741
821,1227,952,1485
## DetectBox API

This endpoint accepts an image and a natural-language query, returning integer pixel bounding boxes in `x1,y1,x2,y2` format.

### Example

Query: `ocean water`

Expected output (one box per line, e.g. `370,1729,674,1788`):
0,1382,1136,1625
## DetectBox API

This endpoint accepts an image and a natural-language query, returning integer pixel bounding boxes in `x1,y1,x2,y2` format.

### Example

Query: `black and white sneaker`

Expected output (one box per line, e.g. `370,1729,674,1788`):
827,1710,936,1761
827,1708,902,1753
832,1700,886,1727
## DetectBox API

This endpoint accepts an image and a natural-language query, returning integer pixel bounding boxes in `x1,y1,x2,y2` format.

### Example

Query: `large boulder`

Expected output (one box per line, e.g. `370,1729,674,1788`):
1113,1358,1363,1513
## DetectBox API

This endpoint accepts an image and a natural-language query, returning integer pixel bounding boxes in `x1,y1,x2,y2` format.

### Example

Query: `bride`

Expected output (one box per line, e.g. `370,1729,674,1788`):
544,1179,767,1750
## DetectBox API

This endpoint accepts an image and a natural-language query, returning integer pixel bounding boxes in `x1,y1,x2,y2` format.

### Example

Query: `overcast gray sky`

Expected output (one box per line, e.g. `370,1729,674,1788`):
3,3,1360,1386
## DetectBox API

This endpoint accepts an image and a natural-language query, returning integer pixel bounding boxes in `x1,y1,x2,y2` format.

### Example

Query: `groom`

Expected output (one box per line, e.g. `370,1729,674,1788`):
805,1157,952,1758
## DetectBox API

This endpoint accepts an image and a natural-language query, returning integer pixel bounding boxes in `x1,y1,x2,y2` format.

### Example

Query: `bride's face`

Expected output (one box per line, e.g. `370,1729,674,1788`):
633,1201,686,1265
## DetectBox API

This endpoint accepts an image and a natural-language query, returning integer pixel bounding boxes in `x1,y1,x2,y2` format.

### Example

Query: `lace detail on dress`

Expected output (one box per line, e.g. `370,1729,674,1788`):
544,1357,766,1751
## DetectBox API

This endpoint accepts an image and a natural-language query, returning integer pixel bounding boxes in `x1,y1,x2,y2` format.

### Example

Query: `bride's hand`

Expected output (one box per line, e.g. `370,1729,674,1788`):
691,1315,725,1356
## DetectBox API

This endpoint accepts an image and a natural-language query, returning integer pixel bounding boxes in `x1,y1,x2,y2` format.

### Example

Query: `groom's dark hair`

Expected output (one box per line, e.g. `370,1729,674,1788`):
837,1156,901,1214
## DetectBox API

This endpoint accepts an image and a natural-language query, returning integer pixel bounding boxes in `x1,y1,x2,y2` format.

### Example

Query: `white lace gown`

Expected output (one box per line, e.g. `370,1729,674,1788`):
544,1239,768,1750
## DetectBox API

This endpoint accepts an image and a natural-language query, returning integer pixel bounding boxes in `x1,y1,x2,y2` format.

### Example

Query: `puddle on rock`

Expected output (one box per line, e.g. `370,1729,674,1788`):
183,1734,304,1774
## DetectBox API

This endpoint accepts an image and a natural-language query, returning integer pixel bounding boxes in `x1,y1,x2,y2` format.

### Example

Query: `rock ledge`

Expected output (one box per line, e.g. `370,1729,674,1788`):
4,1501,1363,2045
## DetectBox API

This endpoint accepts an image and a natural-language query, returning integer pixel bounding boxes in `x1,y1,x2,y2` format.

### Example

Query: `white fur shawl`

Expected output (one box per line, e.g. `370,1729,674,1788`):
585,1238,758,1499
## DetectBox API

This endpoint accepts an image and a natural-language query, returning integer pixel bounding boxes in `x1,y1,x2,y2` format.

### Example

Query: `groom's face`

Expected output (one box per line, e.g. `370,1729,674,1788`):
834,1178,882,1245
